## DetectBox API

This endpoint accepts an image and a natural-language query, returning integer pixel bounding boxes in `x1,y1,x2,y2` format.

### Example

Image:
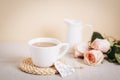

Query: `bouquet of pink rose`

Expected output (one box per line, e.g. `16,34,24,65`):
74,32,120,66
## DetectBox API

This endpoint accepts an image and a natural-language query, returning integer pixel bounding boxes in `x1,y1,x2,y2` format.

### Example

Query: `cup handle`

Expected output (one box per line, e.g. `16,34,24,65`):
57,43,69,59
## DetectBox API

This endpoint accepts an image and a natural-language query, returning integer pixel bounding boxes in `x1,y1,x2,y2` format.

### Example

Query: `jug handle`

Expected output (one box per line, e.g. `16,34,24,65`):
85,24,93,40
86,24,93,32
85,24,93,35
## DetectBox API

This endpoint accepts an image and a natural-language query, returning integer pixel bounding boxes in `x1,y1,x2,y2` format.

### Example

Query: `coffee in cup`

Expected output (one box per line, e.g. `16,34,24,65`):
32,42,57,47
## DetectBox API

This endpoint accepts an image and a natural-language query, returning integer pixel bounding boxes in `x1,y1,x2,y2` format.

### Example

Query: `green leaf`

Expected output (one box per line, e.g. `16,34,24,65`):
107,46,116,61
115,53,120,64
115,45,120,53
91,32,104,42
114,42,120,53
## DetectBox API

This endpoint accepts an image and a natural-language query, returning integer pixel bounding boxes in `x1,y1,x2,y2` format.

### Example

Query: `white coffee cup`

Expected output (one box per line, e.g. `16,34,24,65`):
28,38,69,67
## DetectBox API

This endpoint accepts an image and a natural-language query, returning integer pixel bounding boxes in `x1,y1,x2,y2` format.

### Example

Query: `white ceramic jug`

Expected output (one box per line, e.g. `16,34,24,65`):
64,19,93,52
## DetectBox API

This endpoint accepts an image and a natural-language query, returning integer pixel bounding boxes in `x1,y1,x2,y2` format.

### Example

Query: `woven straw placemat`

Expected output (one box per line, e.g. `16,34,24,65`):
19,58,58,75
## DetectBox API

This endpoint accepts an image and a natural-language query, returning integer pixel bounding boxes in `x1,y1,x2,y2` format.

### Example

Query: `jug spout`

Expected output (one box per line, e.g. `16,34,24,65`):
64,19,82,27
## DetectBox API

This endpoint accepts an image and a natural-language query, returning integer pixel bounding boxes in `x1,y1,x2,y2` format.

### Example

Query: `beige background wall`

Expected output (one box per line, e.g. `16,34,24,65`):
0,0,120,42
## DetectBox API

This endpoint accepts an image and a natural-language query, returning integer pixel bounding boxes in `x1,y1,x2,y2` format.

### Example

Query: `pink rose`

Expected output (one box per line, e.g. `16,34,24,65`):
91,39,110,53
84,50,104,66
74,42,89,58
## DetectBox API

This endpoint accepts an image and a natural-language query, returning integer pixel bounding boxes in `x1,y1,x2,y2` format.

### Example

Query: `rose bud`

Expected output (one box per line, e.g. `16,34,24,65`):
91,39,110,53
84,50,104,66
74,42,89,58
